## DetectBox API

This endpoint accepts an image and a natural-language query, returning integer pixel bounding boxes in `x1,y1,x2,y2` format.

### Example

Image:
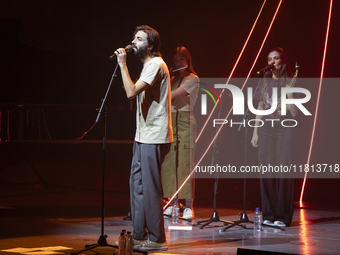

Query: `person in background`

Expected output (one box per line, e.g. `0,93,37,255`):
162,46,199,220
251,47,297,227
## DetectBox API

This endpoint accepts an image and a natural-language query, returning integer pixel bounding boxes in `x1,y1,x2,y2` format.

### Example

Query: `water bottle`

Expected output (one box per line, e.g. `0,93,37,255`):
126,231,133,255
118,232,127,255
254,207,262,231
172,200,179,224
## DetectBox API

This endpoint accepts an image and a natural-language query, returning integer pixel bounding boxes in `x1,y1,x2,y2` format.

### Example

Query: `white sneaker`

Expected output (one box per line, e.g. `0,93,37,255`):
274,221,286,227
140,240,168,251
163,206,173,218
182,208,195,219
263,220,275,226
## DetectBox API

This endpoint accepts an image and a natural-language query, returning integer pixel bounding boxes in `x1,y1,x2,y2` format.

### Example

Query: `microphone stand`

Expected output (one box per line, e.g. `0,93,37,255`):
196,90,233,229
219,79,260,232
71,63,148,255
219,78,284,232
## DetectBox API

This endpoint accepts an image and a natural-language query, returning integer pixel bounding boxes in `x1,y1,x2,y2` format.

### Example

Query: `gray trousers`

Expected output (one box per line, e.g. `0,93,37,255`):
130,141,170,243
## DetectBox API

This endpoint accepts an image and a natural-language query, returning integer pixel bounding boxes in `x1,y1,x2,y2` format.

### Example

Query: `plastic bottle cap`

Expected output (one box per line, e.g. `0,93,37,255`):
256,207,259,210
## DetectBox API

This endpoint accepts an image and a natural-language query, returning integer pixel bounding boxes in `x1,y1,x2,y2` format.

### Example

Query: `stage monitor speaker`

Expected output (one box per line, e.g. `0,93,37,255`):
237,248,298,255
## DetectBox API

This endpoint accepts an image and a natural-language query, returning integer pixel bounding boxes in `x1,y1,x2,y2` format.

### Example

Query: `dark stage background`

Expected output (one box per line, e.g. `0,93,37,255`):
1,0,339,207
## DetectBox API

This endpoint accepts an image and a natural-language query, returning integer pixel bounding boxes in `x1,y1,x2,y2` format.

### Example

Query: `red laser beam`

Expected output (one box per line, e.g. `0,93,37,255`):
195,0,267,143
299,0,333,205
164,0,283,210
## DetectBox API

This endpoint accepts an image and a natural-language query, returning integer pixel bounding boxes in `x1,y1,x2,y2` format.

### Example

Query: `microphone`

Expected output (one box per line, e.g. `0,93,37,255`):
109,45,134,60
171,65,188,72
256,64,274,75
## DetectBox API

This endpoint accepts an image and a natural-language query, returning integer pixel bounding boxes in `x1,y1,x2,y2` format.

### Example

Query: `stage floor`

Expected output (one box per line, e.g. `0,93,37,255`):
1,194,340,255
1,141,339,254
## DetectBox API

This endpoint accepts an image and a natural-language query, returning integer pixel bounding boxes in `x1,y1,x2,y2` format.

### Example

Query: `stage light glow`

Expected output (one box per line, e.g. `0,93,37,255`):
164,0,283,210
299,0,333,205
299,209,312,254
1,246,72,254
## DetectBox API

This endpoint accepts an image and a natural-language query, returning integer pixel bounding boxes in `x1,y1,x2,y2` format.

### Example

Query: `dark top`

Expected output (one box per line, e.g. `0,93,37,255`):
254,78,294,119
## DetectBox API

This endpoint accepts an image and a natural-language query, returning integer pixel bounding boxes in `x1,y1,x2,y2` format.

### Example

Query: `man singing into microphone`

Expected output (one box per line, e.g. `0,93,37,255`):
115,25,173,251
